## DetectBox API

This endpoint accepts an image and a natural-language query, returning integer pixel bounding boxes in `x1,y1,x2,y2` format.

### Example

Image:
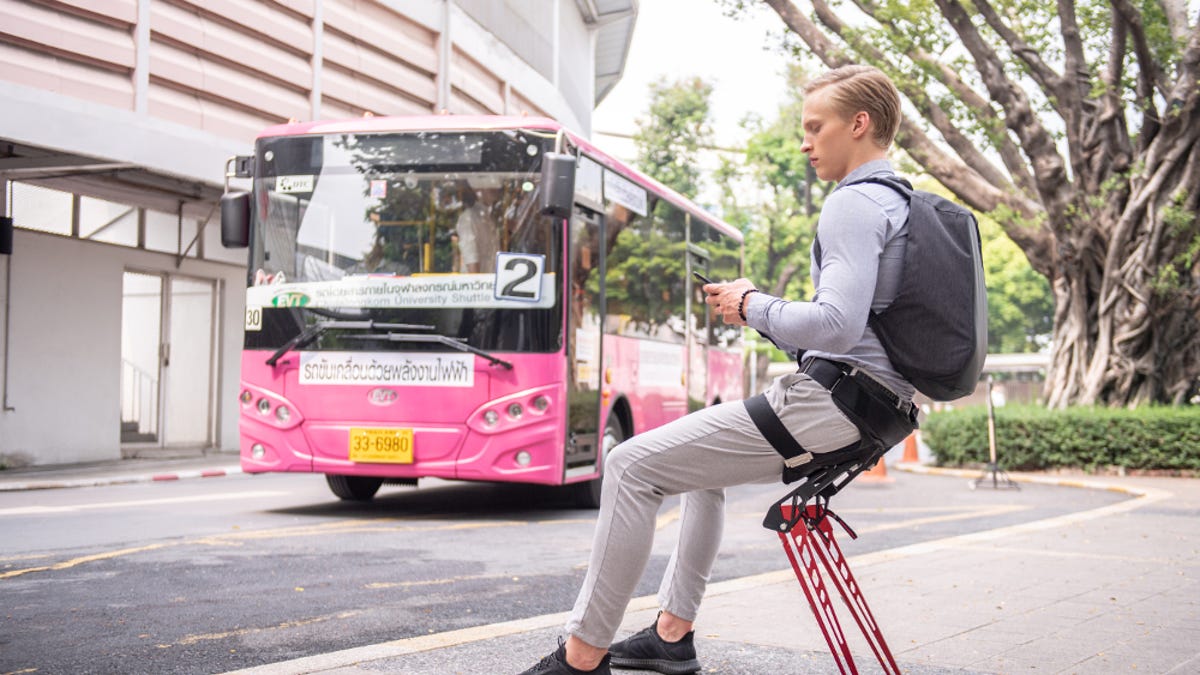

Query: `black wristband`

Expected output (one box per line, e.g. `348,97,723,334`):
738,289,759,322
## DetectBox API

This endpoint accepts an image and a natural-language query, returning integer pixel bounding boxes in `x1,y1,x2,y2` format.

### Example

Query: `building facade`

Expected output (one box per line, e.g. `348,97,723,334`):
0,0,636,467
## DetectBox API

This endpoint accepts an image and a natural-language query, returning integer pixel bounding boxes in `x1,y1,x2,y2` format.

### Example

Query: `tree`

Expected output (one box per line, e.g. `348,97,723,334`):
731,0,1200,406
716,64,825,385
633,77,715,197
596,78,716,335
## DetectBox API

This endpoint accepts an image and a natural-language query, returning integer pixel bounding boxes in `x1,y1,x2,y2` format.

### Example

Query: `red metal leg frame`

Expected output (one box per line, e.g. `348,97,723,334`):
778,505,900,675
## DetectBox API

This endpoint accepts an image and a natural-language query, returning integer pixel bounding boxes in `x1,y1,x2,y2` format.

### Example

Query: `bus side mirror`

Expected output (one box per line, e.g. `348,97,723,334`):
0,216,12,255
221,191,251,249
540,152,576,218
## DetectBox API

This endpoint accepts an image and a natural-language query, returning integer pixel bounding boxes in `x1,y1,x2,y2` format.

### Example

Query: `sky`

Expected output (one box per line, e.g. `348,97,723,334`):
590,0,795,163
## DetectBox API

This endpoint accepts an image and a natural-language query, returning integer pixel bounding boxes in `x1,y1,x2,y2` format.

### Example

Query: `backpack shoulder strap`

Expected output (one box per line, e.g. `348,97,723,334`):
814,174,914,265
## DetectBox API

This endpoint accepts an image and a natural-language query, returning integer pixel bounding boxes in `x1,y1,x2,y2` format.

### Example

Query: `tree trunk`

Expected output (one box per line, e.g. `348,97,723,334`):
1045,98,1200,407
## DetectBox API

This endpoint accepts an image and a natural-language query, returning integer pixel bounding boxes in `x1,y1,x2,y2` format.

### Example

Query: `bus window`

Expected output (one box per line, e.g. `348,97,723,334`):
603,196,687,343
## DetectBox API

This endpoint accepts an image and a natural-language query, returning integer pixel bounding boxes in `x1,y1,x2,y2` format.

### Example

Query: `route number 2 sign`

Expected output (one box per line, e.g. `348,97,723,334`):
493,252,545,303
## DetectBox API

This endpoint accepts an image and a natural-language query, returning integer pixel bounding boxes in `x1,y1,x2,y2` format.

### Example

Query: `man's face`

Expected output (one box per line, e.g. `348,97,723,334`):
478,188,501,205
800,87,856,183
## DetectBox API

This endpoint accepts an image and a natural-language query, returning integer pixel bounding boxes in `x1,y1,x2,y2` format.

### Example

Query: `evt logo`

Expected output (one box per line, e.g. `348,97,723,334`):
271,292,310,307
367,388,398,406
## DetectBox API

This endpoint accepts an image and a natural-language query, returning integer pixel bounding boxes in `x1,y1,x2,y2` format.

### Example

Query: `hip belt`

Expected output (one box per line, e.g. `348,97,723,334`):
745,358,918,481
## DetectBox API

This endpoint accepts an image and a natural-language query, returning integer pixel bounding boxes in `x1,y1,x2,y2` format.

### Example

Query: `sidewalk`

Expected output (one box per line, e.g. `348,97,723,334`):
4,454,1198,673
0,451,242,491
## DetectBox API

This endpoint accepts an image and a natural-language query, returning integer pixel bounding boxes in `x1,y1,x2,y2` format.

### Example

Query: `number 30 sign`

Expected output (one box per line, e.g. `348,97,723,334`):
493,252,545,303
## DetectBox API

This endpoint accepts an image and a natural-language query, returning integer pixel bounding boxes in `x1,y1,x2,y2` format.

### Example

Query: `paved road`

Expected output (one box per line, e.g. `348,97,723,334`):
0,470,1127,674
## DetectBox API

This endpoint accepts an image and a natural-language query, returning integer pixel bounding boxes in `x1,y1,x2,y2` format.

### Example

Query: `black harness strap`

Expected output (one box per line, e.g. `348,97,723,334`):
747,358,918,533
744,393,812,469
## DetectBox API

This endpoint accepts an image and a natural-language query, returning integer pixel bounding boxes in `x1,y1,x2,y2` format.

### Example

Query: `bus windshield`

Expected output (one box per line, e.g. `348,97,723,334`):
244,129,563,354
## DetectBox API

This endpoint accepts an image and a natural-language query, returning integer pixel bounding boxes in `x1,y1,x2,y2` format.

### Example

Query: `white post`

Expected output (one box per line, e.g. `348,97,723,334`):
748,339,758,396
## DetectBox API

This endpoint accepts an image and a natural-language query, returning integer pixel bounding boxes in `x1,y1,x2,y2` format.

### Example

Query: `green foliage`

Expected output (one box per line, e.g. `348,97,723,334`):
1150,194,1199,298
916,181,1054,353
923,404,1200,472
593,214,688,331
978,214,1055,352
720,64,822,318
607,77,714,334
634,77,715,198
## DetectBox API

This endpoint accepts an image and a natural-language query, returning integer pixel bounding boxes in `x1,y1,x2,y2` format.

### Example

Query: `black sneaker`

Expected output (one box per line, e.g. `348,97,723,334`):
518,638,612,675
608,619,701,674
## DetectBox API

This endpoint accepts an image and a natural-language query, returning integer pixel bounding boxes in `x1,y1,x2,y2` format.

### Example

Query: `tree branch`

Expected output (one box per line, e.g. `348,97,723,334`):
974,0,1064,102
1111,0,1170,100
764,0,1053,272
762,0,852,67
1161,0,1191,43
1077,9,1135,188
864,0,1041,196
851,0,1039,197
810,0,1013,191
1055,0,1093,180
1105,13,1128,92
1143,20,1200,176
1167,12,1200,105
934,0,1072,225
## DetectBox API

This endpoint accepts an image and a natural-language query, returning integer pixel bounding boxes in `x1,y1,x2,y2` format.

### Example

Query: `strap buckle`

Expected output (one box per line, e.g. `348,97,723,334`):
784,452,813,469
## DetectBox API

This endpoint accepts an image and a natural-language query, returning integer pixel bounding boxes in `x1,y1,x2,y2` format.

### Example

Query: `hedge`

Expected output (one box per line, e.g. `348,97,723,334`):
921,404,1200,473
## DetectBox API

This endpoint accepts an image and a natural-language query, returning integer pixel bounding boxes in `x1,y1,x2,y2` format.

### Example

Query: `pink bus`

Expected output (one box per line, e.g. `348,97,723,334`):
220,116,744,505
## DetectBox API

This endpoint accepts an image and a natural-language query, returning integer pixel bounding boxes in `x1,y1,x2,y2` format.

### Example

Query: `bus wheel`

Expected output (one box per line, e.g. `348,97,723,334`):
570,415,623,509
325,474,384,501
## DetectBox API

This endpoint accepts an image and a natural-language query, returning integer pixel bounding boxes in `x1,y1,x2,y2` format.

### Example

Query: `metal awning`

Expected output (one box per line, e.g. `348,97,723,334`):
575,0,638,104
0,140,223,219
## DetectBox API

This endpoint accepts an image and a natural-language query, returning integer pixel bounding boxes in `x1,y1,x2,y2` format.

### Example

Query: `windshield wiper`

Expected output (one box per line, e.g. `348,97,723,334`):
265,321,435,366
342,332,514,370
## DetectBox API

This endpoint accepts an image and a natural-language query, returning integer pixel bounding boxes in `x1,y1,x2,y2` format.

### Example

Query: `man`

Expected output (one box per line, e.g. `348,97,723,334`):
519,64,915,675
456,177,502,273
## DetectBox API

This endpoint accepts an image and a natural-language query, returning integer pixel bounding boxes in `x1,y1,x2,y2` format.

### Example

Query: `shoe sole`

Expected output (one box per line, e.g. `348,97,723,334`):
608,656,701,675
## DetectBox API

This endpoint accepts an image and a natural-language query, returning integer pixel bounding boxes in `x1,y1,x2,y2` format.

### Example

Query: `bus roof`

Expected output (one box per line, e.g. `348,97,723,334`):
257,115,743,243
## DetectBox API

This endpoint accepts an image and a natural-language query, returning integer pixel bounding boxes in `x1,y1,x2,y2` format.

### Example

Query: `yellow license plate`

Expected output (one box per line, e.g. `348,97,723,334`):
348,427,414,464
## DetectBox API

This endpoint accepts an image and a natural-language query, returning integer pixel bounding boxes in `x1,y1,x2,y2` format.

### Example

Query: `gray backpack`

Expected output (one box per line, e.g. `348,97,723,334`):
819,176,988,401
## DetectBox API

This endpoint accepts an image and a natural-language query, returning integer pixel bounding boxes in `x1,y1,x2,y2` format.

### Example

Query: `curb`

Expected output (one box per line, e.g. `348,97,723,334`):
894,462,1150,496
0,465,244,492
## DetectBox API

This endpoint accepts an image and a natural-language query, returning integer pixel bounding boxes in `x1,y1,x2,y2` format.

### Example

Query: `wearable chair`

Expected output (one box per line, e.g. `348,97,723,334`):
762,445,901,675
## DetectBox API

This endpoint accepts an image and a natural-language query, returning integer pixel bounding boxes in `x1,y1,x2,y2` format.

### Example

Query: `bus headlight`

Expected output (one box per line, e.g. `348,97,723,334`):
251,443,266,459
483,410,500,426
507,403,523,419
240,390,253,405
515,450,532,466
275,405,291,423
257,398,272,415
532,395,550,411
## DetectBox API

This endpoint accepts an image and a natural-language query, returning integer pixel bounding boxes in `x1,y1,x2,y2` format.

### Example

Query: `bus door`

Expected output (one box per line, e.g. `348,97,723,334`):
565,205,603,474
686,244,712,410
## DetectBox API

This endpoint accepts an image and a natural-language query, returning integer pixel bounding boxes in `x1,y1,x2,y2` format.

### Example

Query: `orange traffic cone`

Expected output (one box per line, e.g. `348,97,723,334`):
858,454,894,483
902,432,919,464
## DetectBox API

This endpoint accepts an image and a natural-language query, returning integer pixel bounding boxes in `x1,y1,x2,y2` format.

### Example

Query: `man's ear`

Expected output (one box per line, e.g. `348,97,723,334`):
851,111,872,139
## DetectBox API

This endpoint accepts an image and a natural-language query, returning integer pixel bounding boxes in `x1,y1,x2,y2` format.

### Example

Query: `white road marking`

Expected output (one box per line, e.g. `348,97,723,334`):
0,491,290,516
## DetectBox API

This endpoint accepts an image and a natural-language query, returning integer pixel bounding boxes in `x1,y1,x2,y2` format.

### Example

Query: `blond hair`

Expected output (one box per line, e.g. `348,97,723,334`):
804,65,901,148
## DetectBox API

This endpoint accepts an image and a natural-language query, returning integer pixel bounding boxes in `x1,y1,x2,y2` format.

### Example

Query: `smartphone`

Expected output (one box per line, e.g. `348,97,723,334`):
692,271,715,286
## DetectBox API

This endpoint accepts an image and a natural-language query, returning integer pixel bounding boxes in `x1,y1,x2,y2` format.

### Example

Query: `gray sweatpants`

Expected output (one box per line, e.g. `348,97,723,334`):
564,371,863,647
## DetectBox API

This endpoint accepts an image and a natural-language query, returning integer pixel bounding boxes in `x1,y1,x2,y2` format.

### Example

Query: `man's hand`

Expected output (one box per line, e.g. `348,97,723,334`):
702,277,757,326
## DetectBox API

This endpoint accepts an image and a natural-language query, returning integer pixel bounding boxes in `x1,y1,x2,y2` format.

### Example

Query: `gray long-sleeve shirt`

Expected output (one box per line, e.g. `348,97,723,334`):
744,159,915,400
